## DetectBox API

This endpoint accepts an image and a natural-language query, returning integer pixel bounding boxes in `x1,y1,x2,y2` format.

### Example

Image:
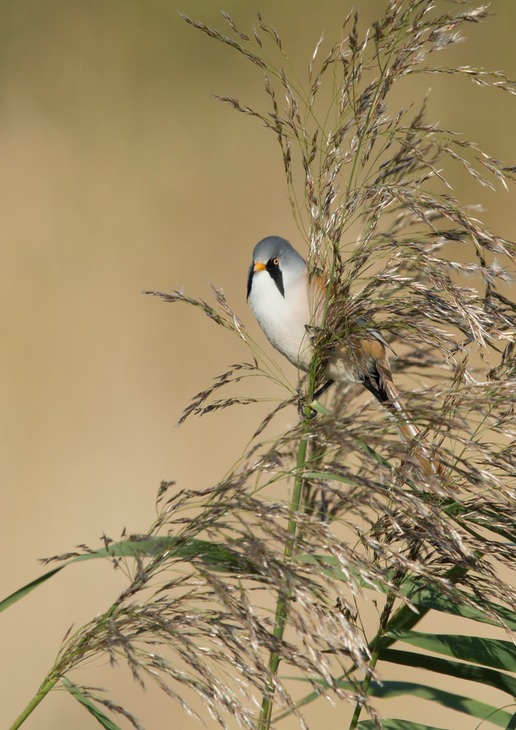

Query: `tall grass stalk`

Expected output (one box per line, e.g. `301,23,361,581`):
3,2,516,729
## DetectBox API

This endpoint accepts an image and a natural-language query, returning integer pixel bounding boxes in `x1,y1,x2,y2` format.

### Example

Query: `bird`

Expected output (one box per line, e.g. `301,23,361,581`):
247,235,440,477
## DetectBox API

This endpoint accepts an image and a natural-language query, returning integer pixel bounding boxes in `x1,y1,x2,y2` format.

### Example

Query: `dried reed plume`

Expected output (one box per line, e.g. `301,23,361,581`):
6,2,516,730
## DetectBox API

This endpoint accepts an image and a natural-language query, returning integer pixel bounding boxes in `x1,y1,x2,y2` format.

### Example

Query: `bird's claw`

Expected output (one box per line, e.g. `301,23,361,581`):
305,323,323,347
297,395,318,420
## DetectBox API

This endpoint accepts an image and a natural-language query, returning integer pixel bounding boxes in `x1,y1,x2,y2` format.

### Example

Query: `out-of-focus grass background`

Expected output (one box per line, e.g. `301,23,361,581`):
1,2,514,728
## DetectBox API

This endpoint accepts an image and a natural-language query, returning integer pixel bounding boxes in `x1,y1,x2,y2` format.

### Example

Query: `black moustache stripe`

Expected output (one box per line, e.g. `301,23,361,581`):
247,259,285,299
246,263,254,300
266,260,285,297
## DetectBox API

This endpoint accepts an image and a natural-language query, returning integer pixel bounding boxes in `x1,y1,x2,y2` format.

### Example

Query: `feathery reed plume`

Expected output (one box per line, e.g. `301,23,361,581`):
5,3,515,730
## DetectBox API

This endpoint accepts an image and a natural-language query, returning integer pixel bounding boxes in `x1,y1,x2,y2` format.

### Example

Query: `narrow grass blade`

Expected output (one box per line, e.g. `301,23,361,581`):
0,537,260,613
442,501,516,543
0,567,63,612
380,648,516,696
357,721,448,729
277,676,513,727
407,584,516,630
370,680,514,728
386,630,516,671
302,471,357,486
61,678,122,730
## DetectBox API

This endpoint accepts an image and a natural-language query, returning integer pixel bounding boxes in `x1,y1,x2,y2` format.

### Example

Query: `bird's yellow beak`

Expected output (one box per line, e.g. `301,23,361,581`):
254,262,266,272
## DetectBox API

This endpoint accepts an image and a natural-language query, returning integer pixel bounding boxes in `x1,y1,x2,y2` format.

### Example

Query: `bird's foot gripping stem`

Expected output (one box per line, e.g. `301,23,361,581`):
297,380,334,420
304,323,323,347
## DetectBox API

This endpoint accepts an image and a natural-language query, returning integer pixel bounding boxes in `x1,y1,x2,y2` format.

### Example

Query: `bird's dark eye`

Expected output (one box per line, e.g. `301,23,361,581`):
272,257,280,266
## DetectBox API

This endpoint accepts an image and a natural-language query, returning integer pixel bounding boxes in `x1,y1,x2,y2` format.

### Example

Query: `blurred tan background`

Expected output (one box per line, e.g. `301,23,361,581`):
0,2,514,728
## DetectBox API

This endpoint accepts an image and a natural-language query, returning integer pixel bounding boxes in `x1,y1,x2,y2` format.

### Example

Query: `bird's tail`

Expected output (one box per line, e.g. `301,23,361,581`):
362,357,443,478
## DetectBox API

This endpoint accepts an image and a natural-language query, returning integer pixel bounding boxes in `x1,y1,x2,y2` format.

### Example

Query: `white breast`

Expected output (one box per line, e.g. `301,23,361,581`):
249,268,312,369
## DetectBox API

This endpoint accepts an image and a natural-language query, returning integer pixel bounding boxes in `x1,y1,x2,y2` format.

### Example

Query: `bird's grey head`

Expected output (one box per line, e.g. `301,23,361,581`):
247,236,306,300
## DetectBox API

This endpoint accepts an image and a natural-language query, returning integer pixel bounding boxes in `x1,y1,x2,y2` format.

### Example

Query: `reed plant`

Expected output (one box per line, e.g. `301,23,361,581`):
3,2,515,728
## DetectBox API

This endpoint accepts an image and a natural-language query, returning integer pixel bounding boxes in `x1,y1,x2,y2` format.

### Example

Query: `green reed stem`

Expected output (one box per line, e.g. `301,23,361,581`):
258,424,311,729
258,270,333,729
9,675,59,730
